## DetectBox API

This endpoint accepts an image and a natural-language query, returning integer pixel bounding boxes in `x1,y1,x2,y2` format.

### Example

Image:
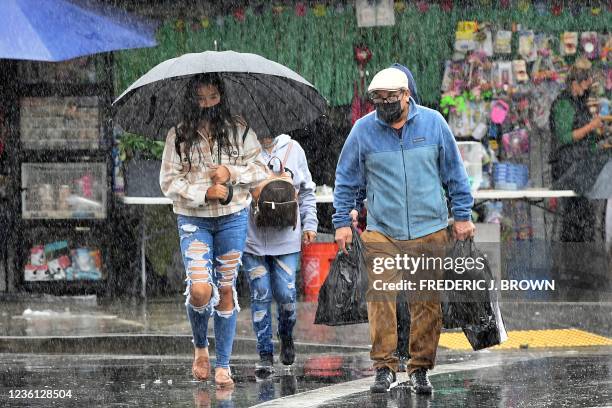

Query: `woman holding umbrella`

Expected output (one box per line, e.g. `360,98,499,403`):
160,73,268,387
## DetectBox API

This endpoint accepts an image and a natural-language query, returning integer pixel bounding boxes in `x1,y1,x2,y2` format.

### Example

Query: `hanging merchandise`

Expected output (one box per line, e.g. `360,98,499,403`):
518,30,537,62
475,24,494,57
356,0,395,27
416,0,429,13
233,7,246,22
295,2,307,17
491,100,509,124
440,0,453,12
551,0,563,16
455,21,478,52
513,60,529,83
494,61,514,88
601,35,612,61
533,0,548,16
560,32,578,56
502,129,530,159
351,44,374,125
517,0,531,13
494,30,512,54
393,1,407,13
313,4,327,17
581,32,599,60
272,5,285,15
532,48,559,83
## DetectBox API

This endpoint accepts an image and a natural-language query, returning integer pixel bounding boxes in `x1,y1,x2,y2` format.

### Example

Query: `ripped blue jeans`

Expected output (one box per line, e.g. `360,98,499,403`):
177,208,248,368
242,252,299,356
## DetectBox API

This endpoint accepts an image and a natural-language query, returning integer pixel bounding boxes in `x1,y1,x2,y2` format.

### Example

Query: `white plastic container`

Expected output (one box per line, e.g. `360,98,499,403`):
457,141,483,191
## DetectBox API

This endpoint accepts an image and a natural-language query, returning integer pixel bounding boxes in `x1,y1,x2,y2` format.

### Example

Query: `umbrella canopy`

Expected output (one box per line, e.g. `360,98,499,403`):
0,0,156,62
113,51,328,139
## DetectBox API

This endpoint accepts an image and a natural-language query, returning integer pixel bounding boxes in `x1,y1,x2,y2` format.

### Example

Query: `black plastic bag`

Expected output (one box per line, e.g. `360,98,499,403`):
462,300,507,351
314,227,368,326
442,239,507,350
442,239,493,328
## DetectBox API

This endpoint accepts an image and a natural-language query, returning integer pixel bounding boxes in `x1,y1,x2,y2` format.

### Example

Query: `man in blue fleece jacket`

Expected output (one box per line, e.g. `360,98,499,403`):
333,67,474,394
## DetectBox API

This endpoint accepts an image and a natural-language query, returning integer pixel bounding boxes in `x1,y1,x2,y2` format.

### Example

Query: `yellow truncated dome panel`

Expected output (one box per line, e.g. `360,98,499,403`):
439,329,612,350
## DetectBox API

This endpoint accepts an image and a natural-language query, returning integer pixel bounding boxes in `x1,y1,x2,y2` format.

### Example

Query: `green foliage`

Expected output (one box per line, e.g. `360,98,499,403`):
114,4,611,108
118,133,164,161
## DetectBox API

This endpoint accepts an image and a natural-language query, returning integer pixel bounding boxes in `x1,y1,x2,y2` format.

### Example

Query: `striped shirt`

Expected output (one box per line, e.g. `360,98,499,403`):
159,121,269,218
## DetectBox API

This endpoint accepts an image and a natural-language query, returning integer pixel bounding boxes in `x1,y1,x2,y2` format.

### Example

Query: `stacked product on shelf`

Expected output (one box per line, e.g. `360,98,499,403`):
24,241,103,282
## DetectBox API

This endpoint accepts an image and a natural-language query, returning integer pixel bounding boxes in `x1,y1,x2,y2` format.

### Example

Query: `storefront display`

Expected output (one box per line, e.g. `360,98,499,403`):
3,54,115,294
20,96,101,150
21,162,107,219
24,241,104,282
441,22,611,192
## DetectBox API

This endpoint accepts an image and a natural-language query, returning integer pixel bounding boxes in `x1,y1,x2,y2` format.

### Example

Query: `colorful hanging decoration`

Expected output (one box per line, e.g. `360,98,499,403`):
533,0,548,16
233,7,246,22
440,0,453,12
295,2,307,17
569,2,583,16
551,0,563,16
352,44,374,125
416,0,430,13
517,0,531,13
393,1,407,13
499,0,511,9
200,17,210,29
313,4,327,17
175,19,185,32
216,15,225,27
272,4,285,15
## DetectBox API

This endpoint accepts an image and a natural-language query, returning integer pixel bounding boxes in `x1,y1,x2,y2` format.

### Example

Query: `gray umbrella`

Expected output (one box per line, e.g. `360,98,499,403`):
112,50,327,139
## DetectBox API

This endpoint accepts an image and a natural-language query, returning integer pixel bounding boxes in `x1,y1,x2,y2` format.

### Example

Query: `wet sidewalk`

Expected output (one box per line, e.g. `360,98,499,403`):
1,295,612,354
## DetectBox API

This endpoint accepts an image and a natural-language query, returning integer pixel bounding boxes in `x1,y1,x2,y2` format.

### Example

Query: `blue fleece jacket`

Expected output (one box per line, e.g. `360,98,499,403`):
333,98,473,240
245,134,318,256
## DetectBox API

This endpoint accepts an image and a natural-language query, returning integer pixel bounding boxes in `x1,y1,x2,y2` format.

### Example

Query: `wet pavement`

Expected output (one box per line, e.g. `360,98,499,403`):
1,296,611,342
0,353,348,407
0,296,611,406
317,353,612,408
1,351,610,407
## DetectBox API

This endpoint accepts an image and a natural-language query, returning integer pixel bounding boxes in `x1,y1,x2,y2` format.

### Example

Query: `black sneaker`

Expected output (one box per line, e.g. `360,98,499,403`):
370,367,398,393
255,353,274,378
410,368,433,394
279,335,295,366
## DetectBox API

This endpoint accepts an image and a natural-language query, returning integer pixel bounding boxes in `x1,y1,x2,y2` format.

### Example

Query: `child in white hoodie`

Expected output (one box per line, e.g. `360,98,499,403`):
243,134,318,377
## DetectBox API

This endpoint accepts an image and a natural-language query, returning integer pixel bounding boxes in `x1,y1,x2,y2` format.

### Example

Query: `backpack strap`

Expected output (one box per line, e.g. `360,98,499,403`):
282,141,294,167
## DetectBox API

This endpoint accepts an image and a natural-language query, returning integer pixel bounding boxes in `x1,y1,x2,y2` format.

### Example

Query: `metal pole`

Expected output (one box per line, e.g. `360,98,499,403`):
140,213,146,299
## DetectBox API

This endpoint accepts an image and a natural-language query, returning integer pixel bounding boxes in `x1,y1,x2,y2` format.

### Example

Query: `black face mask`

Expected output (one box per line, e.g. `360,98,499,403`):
375,101,402,124
200,104,220,121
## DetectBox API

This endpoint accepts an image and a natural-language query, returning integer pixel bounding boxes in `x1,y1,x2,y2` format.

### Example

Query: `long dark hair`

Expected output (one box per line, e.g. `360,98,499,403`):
175,73,241,170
